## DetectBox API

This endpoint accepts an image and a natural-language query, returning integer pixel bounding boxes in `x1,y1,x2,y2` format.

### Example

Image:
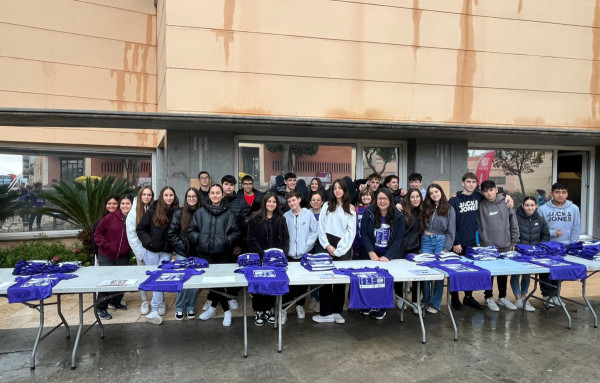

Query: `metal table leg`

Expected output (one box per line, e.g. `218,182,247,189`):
243,288,248,358
277,295,283,353
581,278,598,328
555,281,572,329
30,300,44,370
416,283,426,344
446,279,458,341
56,294,70,339
399,282,405,323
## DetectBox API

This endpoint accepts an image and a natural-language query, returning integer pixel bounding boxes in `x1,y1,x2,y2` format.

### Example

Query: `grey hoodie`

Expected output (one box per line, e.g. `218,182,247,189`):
477,194,520,251
284,208,318,258
537,199,581,244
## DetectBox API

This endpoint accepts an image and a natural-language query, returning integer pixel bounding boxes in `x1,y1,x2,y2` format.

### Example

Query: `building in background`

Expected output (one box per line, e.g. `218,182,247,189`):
1,0,599,238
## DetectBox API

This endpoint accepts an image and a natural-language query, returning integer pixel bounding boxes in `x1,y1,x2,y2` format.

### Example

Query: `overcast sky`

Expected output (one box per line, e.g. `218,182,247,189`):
0,154,22,175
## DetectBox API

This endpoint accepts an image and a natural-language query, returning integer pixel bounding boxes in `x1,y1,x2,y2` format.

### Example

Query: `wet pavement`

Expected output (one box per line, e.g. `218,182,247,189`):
1,283,600,382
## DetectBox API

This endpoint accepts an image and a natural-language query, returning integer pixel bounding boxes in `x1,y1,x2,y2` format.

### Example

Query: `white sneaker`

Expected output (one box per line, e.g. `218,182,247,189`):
199,306,216,320
486,297,500,312
309,298,320,312
120,299,127,307
107,303,116,310
146,311,162,325
280,310,287,325
140,301,150,315
498,297,517,310
411,302,419,315
333,313,345,324
312,314,335,323
396,298,405,310
158,301,167,316
542,296,555,307
425,306,438,314
515,298,524,310
524,300,536,312
296,305,305,319
549,296,565,307
229,299,238,310
223,311,232,327
202,300,212,311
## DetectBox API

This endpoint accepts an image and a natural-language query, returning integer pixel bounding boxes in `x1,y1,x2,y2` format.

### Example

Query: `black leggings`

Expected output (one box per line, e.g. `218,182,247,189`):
209,288,230,311
97,254,130,310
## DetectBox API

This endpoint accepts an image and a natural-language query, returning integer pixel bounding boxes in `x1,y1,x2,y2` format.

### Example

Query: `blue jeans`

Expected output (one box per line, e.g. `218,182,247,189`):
174,254,199,313
510,275,531,297
421,234,446,310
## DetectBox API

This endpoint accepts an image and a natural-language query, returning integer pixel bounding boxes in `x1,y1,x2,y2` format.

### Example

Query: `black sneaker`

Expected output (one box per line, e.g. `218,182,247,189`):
175,311,184,321
451,298,464,311
114,304,127,311
264,310,276,324
370,309,386,320
97,309,112,320
254,311,264,327
463,296,484,310
359,309,372,316
186,310,196,319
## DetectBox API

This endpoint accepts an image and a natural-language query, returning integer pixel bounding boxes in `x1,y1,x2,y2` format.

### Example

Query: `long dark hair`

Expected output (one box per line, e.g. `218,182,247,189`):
327,178,351,215
181,187,200,232
310,177,325,194
401,188,423,226
373,188,395,229
135,187,154,226
420,183,450,234
153,186,179,229
251,191,282,222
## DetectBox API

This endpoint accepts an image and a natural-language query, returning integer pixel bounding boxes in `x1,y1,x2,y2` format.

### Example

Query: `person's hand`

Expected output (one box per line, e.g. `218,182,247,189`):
396,203,403,211
359,183,367,191
232,246,242,256
369,252,379,261
505,195,514,209
510,246,515,251
379,256,390,262
327,245,336,256
452,245,463,254
556,229,563,237
400,188,407,196
439,251,446,255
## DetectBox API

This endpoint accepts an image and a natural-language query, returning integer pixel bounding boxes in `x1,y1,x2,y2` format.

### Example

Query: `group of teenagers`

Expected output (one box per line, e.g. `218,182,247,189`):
91,169,581,327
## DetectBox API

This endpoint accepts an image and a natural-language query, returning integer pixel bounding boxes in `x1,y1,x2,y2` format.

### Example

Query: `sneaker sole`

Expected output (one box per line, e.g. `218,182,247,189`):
312,318,335,323
147,317,162,325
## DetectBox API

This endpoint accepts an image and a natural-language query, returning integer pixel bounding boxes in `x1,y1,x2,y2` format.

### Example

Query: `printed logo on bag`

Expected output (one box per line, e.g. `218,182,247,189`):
253,270,276,278
374,223,390,248
355,272,386,289
157,273,185,282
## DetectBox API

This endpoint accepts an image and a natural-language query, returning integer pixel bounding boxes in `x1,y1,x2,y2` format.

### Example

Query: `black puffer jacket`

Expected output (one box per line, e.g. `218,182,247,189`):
247,213,290,256
402,207,421,254
224,193,251,230
136,206,174,253
236,189,263,213
516,206,550,245
186,202,240,263
168,208,198,258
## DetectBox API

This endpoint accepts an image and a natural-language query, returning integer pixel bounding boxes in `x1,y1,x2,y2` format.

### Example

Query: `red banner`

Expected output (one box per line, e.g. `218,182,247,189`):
475,151,495,185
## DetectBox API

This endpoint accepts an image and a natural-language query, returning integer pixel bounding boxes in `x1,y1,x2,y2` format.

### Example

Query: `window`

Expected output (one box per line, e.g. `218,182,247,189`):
61,158,84,181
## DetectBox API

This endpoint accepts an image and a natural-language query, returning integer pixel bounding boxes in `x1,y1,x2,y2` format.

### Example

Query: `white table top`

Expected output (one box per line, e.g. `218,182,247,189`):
424,257,551,277
0,264,247,295
564,255,600,272
1,260,444,294
285,259,444,285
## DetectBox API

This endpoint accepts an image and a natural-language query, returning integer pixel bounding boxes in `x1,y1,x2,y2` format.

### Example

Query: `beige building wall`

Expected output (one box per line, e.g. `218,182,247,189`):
0,0,160,148
158,0,600,131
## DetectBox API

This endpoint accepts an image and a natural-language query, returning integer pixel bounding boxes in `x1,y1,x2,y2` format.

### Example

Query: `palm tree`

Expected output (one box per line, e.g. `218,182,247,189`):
42,177,138,257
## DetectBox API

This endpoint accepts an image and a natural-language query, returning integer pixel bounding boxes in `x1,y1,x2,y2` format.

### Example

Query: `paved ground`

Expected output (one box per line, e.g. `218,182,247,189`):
1,281,600,383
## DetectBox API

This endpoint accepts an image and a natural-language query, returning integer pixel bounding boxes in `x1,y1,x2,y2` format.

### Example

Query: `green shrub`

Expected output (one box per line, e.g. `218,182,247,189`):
0,238,89,268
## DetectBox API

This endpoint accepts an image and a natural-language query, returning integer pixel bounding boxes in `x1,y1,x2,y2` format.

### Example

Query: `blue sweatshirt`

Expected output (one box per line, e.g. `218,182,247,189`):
537,199,580,244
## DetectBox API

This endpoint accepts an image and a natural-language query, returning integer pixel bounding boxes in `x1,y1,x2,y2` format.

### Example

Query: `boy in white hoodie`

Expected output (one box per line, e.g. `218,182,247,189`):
283,191,318,322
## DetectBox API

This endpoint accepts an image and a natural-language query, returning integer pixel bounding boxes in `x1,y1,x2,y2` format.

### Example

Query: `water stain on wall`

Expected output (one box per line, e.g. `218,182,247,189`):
451,0,477,123
412,0,422,58
110,37,152,112
518,0,523,13
325,107,389,121
591,0,600,123
212,0,236,64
